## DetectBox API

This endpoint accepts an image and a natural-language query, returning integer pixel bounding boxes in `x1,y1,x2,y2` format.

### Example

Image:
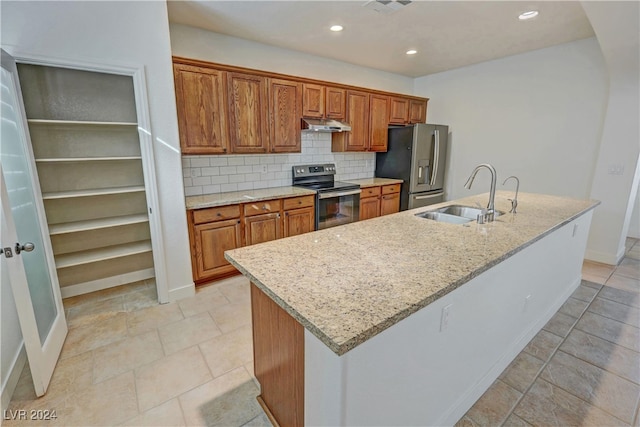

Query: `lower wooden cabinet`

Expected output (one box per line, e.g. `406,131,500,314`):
359,183,401,221
188,194,315,283
245,212,282,245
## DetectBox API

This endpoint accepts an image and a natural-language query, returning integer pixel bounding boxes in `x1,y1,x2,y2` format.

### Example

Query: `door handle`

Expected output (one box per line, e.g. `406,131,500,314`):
430,130,440,186
15,242,35,255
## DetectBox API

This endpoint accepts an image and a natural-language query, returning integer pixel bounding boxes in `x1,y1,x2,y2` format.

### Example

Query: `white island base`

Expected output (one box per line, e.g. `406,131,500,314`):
300,212,593,426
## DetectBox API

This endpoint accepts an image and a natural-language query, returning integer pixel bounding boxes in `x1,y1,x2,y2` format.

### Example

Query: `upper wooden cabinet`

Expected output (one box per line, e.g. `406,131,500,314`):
389,97,410,125
409,99,428,124
369,94,390,152
227,72,270,154
174,64,229,154
332,90,370,152
269,78,302,153
302,83,346,120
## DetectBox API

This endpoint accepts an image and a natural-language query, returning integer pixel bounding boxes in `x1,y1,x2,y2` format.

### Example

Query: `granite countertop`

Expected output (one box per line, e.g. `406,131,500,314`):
345,177,403,188
225,191,599,356
186,186,317,210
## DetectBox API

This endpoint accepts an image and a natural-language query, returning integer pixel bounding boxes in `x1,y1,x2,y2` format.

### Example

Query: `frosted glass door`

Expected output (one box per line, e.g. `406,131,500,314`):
1,49,67,396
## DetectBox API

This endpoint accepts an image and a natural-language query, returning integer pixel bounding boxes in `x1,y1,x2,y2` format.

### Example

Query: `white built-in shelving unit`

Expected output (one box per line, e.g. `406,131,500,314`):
18,64,155,298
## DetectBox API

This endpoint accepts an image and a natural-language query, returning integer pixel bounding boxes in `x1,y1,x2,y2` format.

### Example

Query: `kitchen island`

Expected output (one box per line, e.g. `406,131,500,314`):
225,191,599,426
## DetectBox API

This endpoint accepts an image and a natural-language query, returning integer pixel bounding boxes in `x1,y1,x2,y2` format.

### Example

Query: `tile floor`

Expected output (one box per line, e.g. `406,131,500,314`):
5,238,640,426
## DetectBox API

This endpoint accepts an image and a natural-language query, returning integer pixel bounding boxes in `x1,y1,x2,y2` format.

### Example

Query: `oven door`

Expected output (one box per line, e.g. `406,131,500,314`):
317,189,361,230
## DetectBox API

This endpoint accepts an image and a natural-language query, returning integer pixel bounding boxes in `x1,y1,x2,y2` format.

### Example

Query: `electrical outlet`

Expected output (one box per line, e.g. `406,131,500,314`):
607,164,624,175
190,169,198,178
440,304,452,332
261,164,268,173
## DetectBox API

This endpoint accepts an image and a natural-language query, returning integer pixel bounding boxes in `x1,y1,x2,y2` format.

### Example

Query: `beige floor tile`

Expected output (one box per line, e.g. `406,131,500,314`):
540,351,640,423
60,312,128,360
126,302,184,336
576,311,640,352
514,378,627,426
119,398,186,427
158,311,223,355
215,276,251,303
210,301,252,334
199,325,253,378
558,297,590,319
542,311,578,338
61,371,138,426
599,284,640,308
582,260,616,281
588,297,640,327
617,258,640,280
522,329,563,362
123,286,158,312
581,272,608,285
93,330,164,384
561,329,640,384
178,288,229,318
135,346,212,412
178,367,261,427
454,416,479,426
581,279,603,290
571,284,600,303
607,273,640,293
66,296,125,329
503,413,531,426
241,412,273,427
627,245,640,261
498,352,545,393
464,380,522,426
63,280,149,310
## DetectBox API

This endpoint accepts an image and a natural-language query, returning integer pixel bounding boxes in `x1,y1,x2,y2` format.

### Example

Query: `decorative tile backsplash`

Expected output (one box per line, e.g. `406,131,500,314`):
182,132,376,196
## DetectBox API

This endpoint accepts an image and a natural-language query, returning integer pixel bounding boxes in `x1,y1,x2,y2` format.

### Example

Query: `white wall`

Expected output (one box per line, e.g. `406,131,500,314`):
628,192,640,239
1,1,194,300
413,37,607,202
170,23,414,95
581,1,640,264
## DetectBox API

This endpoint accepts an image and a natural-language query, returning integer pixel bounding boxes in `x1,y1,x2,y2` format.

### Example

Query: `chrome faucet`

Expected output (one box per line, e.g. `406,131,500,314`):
502,176,520,213
464,163,497,222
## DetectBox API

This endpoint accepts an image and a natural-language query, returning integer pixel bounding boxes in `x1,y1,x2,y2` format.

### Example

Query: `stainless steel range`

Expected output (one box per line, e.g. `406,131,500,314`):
292,164,361,230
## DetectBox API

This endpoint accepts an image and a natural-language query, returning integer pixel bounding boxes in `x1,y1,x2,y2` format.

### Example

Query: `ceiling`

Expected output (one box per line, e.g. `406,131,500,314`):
167,1,595,78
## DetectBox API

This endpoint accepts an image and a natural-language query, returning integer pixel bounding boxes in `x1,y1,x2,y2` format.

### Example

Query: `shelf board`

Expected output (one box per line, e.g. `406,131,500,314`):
36,157,142,163
49,214,149,235
27,119,138,126
42,185,145,200
55,240,152,269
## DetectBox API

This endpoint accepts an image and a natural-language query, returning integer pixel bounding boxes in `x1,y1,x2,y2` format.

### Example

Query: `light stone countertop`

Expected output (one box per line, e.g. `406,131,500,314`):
225,191,599,356
186,186,317,210
344,177,403,188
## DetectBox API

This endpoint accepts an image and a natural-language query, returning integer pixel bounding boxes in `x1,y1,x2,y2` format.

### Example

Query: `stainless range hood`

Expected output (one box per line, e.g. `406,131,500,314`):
302,118,352,132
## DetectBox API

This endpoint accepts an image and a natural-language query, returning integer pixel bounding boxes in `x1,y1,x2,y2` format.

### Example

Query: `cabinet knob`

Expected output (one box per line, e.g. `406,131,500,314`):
216,213,222,217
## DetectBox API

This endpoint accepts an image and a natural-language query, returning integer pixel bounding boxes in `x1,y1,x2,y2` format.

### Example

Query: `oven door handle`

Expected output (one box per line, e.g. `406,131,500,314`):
318,189,361,199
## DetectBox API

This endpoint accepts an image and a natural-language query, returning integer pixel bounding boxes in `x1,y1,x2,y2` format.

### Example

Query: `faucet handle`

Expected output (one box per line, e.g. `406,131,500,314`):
508,198,518,214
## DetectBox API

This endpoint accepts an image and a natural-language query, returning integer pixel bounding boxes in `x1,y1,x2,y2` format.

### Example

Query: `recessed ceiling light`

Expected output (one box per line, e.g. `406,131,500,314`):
406,49,417,55
330,25,344,32
518,10,539,20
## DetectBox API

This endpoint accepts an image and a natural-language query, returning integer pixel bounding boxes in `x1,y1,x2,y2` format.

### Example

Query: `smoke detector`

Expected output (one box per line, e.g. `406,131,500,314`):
363,0,412,15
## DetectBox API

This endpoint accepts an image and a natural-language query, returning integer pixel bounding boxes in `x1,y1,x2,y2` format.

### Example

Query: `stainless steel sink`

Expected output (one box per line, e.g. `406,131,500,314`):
415,204,504,223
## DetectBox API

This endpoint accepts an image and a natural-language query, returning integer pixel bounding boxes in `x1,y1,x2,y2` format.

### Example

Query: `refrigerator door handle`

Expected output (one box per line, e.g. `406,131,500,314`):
430,130,440,186
418,166,422,179
414,191,444,200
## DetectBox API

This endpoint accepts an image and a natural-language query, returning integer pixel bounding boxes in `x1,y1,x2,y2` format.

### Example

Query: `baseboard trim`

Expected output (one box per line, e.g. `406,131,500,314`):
60,269,155,298
584,247,625,266
167,282,195,302
1,345,26,416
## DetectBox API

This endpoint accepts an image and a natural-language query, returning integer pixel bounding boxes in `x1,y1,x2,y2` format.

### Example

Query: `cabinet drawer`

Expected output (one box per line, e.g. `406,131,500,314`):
361,186,381,198
244,199,282,216
193,205,240,224
382,184,401,194
283,195,314,210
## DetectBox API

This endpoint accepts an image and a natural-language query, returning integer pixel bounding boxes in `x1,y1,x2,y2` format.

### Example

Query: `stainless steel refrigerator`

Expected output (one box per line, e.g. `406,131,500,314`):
375,124,448,210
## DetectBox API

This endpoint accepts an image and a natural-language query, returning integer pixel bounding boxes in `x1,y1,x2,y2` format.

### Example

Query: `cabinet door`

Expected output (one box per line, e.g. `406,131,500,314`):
174,64,228,154
409,99,428,124
283,206,315,237
245,212,282,246
269,78,302,153
389,97,409,125
193,219,242,280
345,90,370,151
227,72,269,153
380,193,400,216
302,83,324,118
360,197,380,221
369,94,390,152
325,86,346,119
